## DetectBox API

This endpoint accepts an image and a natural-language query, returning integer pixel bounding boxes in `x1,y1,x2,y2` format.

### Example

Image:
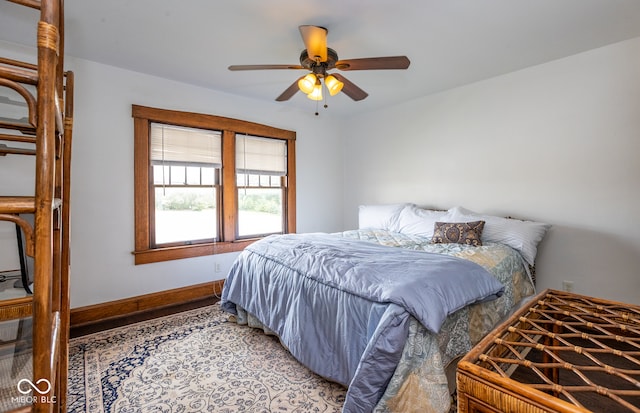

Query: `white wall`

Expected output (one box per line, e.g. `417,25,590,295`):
0,40,345,308
342,37,640,305
3,36,639,308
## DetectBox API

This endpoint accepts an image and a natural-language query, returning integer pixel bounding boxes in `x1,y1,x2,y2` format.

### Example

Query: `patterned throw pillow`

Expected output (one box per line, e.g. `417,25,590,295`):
432,221,485,246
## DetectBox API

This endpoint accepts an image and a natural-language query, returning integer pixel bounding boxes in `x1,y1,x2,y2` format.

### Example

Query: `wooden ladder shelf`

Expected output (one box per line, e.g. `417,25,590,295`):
0,0,74,412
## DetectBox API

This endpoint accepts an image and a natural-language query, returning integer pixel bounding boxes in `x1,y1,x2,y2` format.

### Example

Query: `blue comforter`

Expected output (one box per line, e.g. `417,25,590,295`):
221,233,504,412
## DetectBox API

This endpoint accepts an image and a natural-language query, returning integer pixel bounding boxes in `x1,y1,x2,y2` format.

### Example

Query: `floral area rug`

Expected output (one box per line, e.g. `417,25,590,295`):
67,304,346,412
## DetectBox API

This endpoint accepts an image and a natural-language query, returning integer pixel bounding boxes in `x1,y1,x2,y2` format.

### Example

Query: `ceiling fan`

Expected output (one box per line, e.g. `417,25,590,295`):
228,25,410,103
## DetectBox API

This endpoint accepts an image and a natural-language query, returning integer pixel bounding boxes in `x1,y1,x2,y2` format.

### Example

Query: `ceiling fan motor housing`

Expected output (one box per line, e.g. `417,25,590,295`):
299,48,344,75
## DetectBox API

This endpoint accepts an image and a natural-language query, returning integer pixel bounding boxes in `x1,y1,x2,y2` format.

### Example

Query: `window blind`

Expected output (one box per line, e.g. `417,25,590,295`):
236,135,287,176
151,123,222,167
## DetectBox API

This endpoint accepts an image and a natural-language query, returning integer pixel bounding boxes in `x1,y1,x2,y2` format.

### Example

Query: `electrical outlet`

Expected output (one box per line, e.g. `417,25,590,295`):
214,263,221,273
562,280,574,292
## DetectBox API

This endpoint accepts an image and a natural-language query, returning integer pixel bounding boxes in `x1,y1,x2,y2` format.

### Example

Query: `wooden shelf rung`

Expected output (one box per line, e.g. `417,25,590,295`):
0,196,36,214
6,0,41,10
0,197,61,213
0,118,36,135
0,144,36,156
0,297,32,321
0,133,37,144
0,112,63,139
0,57,38,72
0,64,39,85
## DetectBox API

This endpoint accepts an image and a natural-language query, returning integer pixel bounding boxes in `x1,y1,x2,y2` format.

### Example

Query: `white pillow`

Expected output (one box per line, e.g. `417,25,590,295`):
358,203,411,230
445,206,550,266
392,205,447,238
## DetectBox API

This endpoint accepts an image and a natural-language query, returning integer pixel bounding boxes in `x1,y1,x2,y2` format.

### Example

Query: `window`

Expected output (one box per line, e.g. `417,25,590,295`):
132,105,296,264
236,135,287,238
151,123,221,245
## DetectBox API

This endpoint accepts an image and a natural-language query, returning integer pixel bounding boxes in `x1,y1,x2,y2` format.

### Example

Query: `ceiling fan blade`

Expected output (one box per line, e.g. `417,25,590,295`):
275,77,303,101
335,56,410,71
299,25,328,62
228,64,304,71
331,73,368,101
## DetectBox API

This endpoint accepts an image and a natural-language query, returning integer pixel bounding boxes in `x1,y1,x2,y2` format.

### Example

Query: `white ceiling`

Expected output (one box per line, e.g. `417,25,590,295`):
2,0,640,117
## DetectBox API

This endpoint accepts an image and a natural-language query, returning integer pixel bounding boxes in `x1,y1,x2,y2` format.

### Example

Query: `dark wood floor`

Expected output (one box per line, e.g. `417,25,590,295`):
70,297,217,338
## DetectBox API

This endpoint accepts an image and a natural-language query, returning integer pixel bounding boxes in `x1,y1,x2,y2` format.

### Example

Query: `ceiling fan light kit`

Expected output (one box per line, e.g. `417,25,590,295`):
297,73,343,99
298,73,317,94
324,74,343,96
228,24,410,112
307,82,323,101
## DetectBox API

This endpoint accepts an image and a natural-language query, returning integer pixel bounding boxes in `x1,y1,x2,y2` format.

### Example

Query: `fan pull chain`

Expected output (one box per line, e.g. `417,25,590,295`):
324,79,328,111
315,80,329,116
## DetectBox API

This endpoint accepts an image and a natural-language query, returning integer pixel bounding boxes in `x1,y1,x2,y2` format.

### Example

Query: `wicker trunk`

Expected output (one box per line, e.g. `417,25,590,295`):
457,289,640,413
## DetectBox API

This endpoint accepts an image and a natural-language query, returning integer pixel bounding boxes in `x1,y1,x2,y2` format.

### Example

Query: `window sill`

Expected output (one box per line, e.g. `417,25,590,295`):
132,239,256,265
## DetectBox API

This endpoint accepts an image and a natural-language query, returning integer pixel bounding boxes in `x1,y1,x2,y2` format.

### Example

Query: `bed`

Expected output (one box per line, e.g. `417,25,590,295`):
220,204,549,413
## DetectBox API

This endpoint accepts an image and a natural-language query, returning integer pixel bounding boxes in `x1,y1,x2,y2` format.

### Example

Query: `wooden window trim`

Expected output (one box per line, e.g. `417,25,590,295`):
132,105,296,265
